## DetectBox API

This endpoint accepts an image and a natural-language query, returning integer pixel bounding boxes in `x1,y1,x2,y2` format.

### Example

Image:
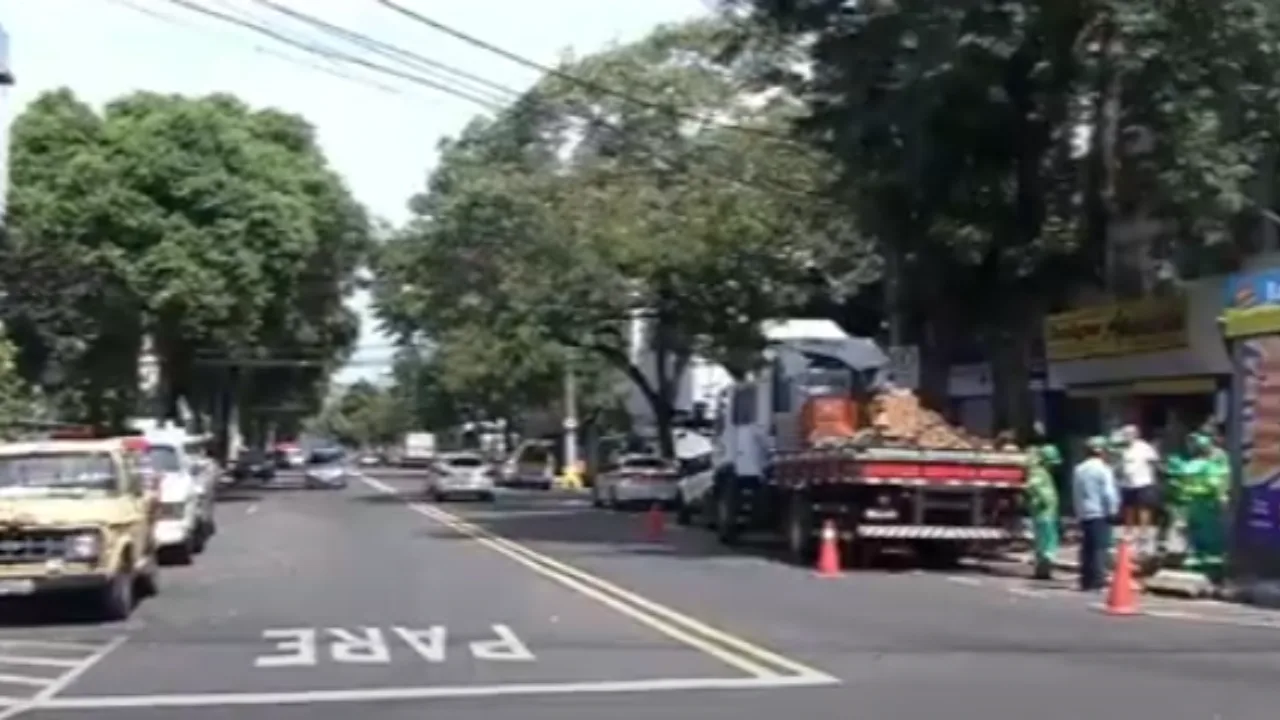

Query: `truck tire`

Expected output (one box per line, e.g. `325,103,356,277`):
715,485,740,545
99,554,136,622
785,494,816,565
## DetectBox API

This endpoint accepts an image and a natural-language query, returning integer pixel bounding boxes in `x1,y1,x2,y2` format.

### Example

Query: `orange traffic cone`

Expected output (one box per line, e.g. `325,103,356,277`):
644,502,665,542
1101,537,1140,615
815,520,841,578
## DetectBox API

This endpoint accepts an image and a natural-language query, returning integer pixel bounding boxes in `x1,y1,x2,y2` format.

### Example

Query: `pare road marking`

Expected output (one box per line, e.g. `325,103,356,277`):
253,625,535,667
361,476,837,684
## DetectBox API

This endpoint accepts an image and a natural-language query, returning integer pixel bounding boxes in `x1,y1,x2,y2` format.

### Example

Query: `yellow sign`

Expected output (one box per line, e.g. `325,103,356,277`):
1221,305,1280,339
1044,297,1187,362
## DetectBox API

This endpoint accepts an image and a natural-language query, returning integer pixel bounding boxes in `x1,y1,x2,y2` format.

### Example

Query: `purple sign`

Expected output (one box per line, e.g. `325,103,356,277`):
1239,336,1280,543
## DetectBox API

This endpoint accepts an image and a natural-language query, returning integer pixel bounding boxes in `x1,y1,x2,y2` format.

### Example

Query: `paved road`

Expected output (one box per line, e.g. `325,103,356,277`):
0,468,1276,719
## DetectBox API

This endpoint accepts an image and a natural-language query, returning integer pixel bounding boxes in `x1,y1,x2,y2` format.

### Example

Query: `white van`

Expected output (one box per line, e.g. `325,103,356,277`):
143,428,218,564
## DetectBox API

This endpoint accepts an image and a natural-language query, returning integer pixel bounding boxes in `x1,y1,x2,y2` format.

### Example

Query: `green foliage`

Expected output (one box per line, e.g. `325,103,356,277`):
374,18,842,453
2,89,370,434
0,328,34,438
308,380,408,447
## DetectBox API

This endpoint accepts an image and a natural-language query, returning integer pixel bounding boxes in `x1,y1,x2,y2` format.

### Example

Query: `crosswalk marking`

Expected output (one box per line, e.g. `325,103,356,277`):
0,674,53,688
0,655,79,669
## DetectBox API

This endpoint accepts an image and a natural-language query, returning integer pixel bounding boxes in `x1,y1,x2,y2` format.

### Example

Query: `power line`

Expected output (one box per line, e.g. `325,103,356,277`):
374,0,807,147
159,0,509,110
105,0,406,96
249,0,523,107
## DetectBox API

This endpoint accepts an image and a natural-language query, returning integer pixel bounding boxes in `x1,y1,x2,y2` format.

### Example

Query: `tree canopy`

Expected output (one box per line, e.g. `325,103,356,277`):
2,89,370,443
373,18,843,455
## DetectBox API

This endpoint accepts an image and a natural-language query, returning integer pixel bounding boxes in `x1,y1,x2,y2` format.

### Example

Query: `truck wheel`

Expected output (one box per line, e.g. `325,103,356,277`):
136,560,159,599
786,495,816,565
674,497,692,526
715,487,740,545
99,562,135,621
161,540,194,567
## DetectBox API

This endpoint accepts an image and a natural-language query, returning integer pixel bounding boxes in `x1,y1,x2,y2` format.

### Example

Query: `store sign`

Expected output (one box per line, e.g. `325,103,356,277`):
1238,335,1280,545
1222,268,1280,339
1043,297,1187,362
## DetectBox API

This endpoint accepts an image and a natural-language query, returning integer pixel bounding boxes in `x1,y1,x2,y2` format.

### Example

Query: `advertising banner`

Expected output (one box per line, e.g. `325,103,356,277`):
1238,335,1280,544
1043,297,1187,362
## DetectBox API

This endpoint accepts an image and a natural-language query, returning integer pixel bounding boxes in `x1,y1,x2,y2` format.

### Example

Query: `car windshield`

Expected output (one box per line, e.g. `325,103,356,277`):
0,452,118,492
446,456,484,468
310,448,344,465
146,446,182,473
623,457,669,469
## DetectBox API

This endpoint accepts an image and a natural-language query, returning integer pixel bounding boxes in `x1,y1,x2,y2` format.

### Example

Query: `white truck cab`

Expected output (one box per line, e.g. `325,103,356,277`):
143,425,218,564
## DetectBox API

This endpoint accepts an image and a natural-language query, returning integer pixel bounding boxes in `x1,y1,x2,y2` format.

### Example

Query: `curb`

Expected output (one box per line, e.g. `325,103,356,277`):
1219,582,1280,609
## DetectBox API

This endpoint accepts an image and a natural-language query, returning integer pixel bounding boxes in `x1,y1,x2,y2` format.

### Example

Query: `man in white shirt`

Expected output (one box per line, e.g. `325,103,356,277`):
1119,424,1160,555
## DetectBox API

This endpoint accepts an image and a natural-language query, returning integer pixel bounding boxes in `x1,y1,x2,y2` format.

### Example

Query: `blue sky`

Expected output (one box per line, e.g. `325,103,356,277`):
0,0,707,383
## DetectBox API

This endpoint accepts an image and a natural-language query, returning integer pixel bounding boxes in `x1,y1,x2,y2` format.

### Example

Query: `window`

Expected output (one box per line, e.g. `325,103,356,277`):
732,386,756,426
771,359,791,413
621,457,668,470
146,446,182,474
445,456,484,468
0,453,118,492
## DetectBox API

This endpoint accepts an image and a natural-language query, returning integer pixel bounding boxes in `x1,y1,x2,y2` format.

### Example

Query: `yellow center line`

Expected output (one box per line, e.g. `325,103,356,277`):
360,477,835,682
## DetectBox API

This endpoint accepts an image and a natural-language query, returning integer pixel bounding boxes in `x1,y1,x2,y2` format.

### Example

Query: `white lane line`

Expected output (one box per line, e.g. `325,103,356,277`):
0,656,79,670
0,641,102,653
0,675,51,688
1006,586,1046,598
39,674,832,710
945,576,982,586
0,636,127,720
361,476,837,683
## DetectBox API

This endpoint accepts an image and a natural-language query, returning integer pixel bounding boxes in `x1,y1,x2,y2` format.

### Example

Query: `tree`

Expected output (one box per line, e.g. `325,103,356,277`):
375,18,844,456
0,328,34,437
3,90,370,442
307,379,407,448
733,0,1280,433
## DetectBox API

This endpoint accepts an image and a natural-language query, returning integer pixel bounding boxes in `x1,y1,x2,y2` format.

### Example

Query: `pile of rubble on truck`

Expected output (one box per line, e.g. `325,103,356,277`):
808,387,1021,452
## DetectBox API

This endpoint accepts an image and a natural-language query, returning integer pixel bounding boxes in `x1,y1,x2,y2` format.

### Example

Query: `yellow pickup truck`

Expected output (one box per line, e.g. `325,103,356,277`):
0,437,160,620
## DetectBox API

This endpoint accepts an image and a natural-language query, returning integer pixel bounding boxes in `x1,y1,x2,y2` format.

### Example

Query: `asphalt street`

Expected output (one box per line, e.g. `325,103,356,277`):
0,467,1277,719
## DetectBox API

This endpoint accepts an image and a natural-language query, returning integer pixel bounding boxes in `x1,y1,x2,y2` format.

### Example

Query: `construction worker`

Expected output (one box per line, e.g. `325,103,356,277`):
1025,447,1060,580
1178,433,1229,575
1072,436,1121,591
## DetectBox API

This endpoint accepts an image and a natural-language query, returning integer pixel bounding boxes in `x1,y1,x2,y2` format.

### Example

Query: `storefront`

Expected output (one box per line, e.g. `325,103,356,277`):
1222,267,1280,579
1044,279,1232,454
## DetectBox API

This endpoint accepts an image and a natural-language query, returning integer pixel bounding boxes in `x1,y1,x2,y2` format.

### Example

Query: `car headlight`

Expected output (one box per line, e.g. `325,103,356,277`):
65,532,101,561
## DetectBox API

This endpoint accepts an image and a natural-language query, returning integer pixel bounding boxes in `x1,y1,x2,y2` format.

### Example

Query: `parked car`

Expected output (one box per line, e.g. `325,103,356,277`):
426,452,496,502
674,453,715,526
232,448,276,485
144,429,218,564
303,447,351,489
593,454,679,510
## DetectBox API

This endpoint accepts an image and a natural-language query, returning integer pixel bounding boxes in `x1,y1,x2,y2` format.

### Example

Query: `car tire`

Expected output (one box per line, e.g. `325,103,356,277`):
135,559,159,599
99,564,135,621
161,540,194,567
675,497,692,526
480,492,496,502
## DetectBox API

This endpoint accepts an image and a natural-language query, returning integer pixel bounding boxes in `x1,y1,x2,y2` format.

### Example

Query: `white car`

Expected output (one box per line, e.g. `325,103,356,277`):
426,453,496,502
593,455,679,510
143,437,216,564
675,454,716,527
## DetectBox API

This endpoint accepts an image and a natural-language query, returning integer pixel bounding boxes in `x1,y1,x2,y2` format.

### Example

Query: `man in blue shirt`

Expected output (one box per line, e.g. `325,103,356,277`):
1073,436,1121,591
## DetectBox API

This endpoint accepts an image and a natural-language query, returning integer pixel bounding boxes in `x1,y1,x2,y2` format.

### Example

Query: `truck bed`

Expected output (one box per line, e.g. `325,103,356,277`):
769,444,1028,487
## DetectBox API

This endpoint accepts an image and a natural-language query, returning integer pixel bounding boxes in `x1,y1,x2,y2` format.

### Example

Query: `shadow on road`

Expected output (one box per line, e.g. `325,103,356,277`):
0,594,155,628
354,484,992,575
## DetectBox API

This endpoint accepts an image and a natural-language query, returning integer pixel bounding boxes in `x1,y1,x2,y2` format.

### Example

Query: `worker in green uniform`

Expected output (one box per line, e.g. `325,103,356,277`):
1178,433,1229,575
1025,447,1060,580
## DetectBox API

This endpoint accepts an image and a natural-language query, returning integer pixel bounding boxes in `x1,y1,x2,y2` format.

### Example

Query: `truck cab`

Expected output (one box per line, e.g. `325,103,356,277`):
0,437,160,620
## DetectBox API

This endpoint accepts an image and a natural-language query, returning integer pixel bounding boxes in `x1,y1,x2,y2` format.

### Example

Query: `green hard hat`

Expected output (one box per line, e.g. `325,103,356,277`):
1086,436,1107,451
1190,433,1212,449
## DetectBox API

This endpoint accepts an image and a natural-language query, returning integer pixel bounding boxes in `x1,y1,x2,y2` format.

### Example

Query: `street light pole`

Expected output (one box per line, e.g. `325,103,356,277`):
562,357,579,475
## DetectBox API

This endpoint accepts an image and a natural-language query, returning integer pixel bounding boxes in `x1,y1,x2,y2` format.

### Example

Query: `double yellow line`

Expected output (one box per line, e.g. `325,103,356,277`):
361,477,836,683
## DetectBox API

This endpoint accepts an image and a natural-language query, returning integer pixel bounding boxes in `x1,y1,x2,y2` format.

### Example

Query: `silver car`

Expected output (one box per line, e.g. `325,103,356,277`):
593,454,679,510
427,453,496,502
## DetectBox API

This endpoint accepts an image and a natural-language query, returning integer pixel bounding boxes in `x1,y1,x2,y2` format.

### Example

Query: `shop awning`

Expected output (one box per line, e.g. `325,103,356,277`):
1066,376,1218,398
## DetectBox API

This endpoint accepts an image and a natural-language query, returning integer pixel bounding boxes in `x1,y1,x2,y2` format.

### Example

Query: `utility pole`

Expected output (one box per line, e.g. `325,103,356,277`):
562,356,579,474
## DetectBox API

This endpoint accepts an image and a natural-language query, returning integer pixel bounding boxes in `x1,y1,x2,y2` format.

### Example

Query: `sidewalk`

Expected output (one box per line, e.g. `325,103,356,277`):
990,545,1250,603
